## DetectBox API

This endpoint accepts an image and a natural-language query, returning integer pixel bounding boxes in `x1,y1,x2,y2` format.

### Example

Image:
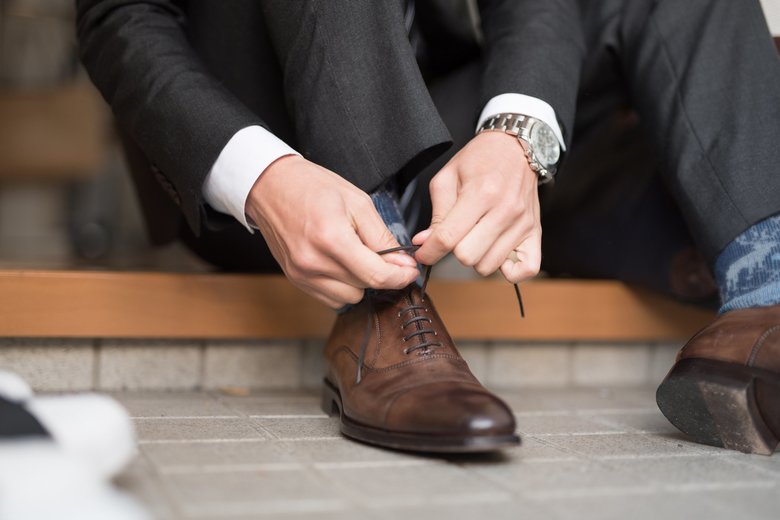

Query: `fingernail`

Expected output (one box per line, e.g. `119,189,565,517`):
412,229,432,244
386,252,417,267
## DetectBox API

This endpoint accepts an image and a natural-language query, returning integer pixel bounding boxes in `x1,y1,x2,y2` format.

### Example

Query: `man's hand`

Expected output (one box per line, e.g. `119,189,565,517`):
413,132,542,283
246,156,419,309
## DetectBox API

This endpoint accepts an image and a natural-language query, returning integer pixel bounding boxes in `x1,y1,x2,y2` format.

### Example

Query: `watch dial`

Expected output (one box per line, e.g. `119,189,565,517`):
530,123,561,166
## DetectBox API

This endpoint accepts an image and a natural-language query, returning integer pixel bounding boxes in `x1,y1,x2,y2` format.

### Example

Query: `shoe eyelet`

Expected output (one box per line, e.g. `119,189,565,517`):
403,348,410,355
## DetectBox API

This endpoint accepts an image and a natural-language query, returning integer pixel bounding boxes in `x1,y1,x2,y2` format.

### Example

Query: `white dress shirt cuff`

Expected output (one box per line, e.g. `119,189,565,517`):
203,125,300,231
476,93,566,151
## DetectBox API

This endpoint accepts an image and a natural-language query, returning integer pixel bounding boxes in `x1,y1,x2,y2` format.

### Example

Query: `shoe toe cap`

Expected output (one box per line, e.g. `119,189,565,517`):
385,383,516,437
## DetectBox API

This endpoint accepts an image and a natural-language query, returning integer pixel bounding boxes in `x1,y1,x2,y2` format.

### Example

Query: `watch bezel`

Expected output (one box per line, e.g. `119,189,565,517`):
529,120,561,168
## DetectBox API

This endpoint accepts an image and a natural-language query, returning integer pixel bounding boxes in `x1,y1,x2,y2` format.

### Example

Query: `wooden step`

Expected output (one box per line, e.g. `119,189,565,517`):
0,270,714,341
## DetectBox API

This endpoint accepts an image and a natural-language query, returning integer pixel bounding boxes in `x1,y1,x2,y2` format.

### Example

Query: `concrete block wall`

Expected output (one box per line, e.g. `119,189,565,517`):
0,339,681,392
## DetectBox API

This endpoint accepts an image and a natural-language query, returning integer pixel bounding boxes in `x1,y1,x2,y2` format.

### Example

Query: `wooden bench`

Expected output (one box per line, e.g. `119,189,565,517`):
0,270,714,341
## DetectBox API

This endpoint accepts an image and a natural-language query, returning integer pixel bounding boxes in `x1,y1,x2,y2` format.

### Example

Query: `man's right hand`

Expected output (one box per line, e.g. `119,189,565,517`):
245,155,419,309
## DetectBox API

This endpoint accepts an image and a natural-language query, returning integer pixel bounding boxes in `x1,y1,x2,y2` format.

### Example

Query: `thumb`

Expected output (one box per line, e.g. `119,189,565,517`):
353,205,417,268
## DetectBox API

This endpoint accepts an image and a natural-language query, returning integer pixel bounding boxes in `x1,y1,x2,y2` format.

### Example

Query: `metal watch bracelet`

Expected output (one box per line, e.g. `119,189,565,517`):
477,113,556,184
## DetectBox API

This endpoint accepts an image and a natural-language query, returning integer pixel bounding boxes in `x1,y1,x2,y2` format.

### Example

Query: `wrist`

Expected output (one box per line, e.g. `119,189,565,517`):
472,131,535,175
477,113,561,184
245,154,302,224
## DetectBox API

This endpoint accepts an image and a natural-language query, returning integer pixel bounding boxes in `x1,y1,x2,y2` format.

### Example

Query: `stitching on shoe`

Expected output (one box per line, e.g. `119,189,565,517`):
336,346,466,377
748,324,780,367
368,312,382,368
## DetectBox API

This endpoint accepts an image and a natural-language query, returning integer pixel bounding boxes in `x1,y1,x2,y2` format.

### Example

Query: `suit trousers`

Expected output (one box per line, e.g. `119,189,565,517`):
181,0,780,298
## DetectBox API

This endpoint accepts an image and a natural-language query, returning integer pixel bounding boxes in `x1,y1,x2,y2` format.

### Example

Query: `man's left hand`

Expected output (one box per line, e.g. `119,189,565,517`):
413,131,542,283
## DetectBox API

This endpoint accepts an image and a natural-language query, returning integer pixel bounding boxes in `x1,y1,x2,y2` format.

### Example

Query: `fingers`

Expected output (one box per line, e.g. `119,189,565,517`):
411,228,432,246
471,214,537,277
350,195,403,253
414,191,486,265
411,170,459,262
338,201,419,290
499,229,542,283
429,171,458,228
451,212,509,271
303,277,366,310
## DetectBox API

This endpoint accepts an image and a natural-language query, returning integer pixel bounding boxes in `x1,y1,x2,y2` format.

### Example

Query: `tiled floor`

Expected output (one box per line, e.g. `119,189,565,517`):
113,387,780,520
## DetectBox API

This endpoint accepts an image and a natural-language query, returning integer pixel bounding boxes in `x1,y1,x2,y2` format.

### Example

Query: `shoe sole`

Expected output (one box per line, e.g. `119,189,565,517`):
321,379,520,453
656,358,780,455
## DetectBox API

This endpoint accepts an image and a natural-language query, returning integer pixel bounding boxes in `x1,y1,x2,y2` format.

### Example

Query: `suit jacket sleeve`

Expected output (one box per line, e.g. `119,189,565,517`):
477,0,586,148
76,0,264,234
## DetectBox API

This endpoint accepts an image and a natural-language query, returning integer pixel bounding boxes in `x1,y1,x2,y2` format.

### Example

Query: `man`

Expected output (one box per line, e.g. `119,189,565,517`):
76,0,780,454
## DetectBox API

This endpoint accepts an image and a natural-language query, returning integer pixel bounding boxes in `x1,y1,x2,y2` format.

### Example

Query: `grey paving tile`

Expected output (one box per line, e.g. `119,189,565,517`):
605,455,772,488
214,389,320,400
472,458,647,499
98,342,202,390
708,487,780,520
111,388,780,519
134,418,268,442
371,499,558,520
515,412,626,436
219,396,325,417
142,440,296,471
586,410,680,434
115,455,178,520
456,440,577,471
252,417,341,440
203,341,303,390
456,341,490,382
320,463,511,508
0,340,94,391
488,343,571,388
572,344,651,387
498,387,657,413
194,511,372,520
300,340,326,390
112,391,238,418
276,438,418,465
513,437,581,461
165,470,345,518
538,432,714,459
648,343,680,385
720,451,780,476
545,490,734,520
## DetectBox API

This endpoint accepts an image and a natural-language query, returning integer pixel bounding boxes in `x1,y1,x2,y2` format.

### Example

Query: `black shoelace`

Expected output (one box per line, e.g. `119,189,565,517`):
354,245,525,384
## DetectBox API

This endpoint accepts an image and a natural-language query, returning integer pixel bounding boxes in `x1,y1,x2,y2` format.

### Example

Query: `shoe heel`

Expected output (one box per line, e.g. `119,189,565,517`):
320,379,341,417
657,358,779,455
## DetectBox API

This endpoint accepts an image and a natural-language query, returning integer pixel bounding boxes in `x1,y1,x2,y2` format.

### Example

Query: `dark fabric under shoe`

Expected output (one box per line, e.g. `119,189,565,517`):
321,283,519,453
657,304,780,455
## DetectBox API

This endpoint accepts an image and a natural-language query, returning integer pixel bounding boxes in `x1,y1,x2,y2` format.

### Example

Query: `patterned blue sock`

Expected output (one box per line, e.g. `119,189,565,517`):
369,184,412,247
714,214,780,313
336,184,412,314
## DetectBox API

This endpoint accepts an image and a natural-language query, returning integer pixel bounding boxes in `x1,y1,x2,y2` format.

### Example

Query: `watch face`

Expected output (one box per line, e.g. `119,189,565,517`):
530,122,561,166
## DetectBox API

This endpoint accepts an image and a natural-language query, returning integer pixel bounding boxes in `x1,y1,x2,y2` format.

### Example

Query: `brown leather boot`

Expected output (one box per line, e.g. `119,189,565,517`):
657,304,780,455
321,283,519,453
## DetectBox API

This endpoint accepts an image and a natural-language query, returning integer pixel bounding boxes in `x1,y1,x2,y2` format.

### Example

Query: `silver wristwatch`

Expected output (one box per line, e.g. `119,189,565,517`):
478,113,561,184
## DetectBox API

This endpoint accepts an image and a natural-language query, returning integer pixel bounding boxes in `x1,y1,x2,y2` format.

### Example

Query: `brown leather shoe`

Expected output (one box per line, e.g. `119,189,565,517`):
657,304,780,455
321,283,519,453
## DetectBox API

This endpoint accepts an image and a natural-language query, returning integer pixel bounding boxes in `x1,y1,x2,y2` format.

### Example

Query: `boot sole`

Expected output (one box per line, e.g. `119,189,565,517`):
656,358,780,455
321,379,520,453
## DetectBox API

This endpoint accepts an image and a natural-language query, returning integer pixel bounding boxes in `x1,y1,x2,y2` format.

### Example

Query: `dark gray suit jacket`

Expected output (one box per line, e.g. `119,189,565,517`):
76,0,585,242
